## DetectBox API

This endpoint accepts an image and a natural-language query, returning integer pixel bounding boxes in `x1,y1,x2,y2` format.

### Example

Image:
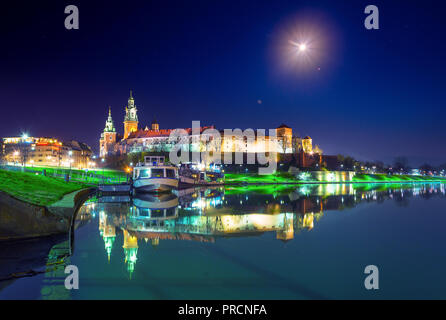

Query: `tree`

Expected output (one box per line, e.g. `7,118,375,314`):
438,163,446,172
393,156,409,172
420,163,433,173
374,161,385,172
18,142,30,167
337,154,360,171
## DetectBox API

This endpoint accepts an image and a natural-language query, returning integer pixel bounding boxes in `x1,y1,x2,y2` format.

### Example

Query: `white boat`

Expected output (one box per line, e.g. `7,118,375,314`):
132,156,179,193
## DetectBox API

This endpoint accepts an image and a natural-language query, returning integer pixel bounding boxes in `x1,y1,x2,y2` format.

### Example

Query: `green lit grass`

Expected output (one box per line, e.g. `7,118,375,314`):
352,174,446,182
225,172,298,184
225,172,446,184
0,169,90,206
21,166,127,184
224,184,300,195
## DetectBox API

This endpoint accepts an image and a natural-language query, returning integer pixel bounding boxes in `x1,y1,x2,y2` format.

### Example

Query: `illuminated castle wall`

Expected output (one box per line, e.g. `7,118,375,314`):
99,92,323,161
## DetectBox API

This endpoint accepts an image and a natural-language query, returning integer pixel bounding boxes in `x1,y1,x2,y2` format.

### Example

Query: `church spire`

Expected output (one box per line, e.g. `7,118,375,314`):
125,90,138,121
104,106,116,133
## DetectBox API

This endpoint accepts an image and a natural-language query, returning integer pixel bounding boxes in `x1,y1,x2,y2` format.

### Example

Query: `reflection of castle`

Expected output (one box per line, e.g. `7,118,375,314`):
95,188,328,276
122,230,138,278
92,184,444,276
99,210,116,262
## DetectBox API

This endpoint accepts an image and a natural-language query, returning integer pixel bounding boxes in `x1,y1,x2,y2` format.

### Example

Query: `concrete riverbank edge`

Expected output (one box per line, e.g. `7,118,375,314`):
191,178,446,187
221,179,446,186
0,187,96,241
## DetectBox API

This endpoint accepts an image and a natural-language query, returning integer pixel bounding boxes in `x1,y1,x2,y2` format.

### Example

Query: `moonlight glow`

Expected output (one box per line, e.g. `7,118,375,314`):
269,10,340,78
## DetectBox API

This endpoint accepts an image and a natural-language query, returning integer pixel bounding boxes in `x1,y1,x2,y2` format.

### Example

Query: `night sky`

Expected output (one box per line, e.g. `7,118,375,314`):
1,1,445,165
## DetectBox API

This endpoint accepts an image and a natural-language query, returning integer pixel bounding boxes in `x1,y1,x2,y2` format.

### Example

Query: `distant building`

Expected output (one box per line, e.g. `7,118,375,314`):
0,139,4,161
64,140,94,169
1,136,93,169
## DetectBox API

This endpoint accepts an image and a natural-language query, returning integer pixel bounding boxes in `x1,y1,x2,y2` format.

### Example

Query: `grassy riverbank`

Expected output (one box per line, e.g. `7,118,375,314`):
225,172,298,184
225,172,446,184
6,165,127,185
0,169,90,206
352,173,445,182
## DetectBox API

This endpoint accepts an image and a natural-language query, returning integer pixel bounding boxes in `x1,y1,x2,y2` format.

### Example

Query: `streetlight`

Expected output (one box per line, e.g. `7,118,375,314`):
101,158,105,181
68,150,73,173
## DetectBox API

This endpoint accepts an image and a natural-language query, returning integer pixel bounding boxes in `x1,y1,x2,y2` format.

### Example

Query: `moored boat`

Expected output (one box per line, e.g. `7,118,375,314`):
132,156,179,193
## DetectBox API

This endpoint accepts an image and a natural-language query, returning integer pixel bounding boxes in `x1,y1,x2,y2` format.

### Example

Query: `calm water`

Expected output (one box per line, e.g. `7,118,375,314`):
1,183,446,299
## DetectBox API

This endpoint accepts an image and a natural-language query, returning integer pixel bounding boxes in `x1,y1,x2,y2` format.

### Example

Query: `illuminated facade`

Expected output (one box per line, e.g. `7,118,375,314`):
98,92,322,160
2,136,93,169
99,92,217,156
123,125,217,154
275,124,293,153
302,136,313,154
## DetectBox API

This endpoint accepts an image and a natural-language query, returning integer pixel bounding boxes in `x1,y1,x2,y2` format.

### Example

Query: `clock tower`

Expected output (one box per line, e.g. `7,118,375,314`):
123,90,139,139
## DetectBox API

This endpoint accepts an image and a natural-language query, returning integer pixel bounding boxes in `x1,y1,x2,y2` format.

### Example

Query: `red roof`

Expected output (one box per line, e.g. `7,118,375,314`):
126,125,215,139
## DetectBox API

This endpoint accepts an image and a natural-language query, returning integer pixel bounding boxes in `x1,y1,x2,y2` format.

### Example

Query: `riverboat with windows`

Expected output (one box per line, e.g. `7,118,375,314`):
132,156,179,193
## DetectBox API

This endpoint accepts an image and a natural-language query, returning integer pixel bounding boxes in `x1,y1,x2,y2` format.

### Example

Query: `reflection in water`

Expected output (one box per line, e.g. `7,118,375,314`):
1,182,445,299
76,183,446,277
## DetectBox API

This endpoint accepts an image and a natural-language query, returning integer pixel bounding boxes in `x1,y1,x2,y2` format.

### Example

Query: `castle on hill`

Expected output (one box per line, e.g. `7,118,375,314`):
99,91,325,167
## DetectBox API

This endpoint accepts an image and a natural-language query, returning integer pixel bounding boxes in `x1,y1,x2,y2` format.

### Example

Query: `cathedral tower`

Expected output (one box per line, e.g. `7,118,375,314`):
99,107,117,157
151,117,159,132
123,90,139,139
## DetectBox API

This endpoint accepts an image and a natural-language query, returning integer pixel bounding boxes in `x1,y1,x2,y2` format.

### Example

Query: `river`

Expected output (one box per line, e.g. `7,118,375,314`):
1,183,446,299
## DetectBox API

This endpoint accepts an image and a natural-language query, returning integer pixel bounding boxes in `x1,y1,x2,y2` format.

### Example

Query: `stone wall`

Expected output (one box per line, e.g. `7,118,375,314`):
0,188,94,241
